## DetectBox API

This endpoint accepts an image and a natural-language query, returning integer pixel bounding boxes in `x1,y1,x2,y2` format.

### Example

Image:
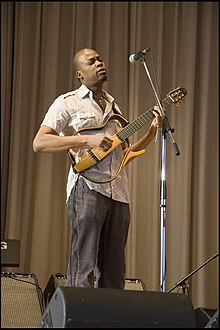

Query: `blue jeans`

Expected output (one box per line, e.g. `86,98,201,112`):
67,178,130,289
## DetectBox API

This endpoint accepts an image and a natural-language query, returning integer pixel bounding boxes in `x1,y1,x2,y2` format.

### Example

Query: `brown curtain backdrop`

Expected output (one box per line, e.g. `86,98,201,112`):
1,2,219,310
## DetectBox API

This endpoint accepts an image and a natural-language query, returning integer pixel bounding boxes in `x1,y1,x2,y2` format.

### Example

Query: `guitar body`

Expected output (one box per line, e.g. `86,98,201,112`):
71,138,146,173
68,113,129,171
122,149,146,167
72,133,124,173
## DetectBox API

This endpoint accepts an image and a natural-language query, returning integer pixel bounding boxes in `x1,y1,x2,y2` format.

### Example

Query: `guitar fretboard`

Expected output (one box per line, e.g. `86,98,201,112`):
116,95,173,141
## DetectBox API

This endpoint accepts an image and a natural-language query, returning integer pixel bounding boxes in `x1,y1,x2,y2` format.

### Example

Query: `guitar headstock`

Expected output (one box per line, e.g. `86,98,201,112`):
167,87,187,106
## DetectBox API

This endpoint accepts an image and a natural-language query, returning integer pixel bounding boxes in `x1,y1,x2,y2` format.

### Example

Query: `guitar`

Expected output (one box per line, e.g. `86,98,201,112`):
68,87,187,181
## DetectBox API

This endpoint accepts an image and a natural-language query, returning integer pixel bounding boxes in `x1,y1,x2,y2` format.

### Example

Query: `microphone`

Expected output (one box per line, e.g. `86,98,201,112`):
129,48,151,63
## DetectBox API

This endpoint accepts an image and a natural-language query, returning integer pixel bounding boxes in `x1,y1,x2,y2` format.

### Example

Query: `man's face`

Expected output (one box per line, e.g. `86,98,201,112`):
75,49,108,85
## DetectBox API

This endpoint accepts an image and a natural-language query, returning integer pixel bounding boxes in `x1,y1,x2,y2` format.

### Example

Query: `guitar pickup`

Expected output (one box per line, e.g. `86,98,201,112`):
88,150,101,162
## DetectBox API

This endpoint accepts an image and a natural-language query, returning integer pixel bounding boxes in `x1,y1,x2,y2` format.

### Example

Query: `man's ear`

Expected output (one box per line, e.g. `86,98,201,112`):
76,70,83,80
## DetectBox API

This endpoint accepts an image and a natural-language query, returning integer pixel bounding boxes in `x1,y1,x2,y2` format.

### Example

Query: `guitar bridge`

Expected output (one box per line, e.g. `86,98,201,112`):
88,150,101,162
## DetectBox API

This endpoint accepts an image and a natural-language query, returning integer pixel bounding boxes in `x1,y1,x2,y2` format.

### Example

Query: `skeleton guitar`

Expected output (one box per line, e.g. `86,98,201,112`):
67,87,187,182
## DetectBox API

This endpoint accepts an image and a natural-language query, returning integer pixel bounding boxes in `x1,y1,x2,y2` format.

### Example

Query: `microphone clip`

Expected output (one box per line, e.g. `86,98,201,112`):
129,48,150,63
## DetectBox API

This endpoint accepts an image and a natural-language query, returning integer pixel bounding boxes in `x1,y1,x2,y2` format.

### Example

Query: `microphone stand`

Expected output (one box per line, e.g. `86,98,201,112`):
140,54,180,292
167,252,219,294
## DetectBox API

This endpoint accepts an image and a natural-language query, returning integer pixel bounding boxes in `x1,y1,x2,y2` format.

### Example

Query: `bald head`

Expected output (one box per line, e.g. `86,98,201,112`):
72,48,108,86
73,48,96,72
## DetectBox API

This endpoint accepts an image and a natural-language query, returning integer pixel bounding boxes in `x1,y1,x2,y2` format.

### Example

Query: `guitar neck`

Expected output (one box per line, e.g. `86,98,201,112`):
116,95,173,141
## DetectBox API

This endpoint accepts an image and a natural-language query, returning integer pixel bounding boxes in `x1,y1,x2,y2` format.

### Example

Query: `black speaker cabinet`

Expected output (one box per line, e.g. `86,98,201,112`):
1,272,44,328
1,239,20,267
38,286,196,328
195,307,219,328
43,273,146,307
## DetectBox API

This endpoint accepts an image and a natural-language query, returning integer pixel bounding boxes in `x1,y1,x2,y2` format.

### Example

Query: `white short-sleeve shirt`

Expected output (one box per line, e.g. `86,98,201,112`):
41,84,130,204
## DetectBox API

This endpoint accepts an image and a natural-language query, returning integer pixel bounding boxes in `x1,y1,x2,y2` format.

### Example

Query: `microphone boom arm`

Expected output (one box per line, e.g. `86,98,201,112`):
141,59,180,156
167,252,219,293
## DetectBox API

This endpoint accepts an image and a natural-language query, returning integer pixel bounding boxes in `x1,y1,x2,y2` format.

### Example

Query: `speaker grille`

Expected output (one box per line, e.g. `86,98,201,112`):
1,273,44,328
124,278,146,291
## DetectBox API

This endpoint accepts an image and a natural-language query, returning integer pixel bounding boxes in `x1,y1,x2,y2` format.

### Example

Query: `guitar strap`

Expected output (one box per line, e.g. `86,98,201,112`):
112,101,129,127
111,101,130,147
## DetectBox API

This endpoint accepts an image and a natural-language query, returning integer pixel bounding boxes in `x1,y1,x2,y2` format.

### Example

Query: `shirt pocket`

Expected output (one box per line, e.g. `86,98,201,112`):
76,110,99,130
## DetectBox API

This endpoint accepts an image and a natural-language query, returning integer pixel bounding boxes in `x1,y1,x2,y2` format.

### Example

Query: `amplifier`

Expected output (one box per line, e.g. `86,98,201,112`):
1,272,44,328
1,239,20,267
